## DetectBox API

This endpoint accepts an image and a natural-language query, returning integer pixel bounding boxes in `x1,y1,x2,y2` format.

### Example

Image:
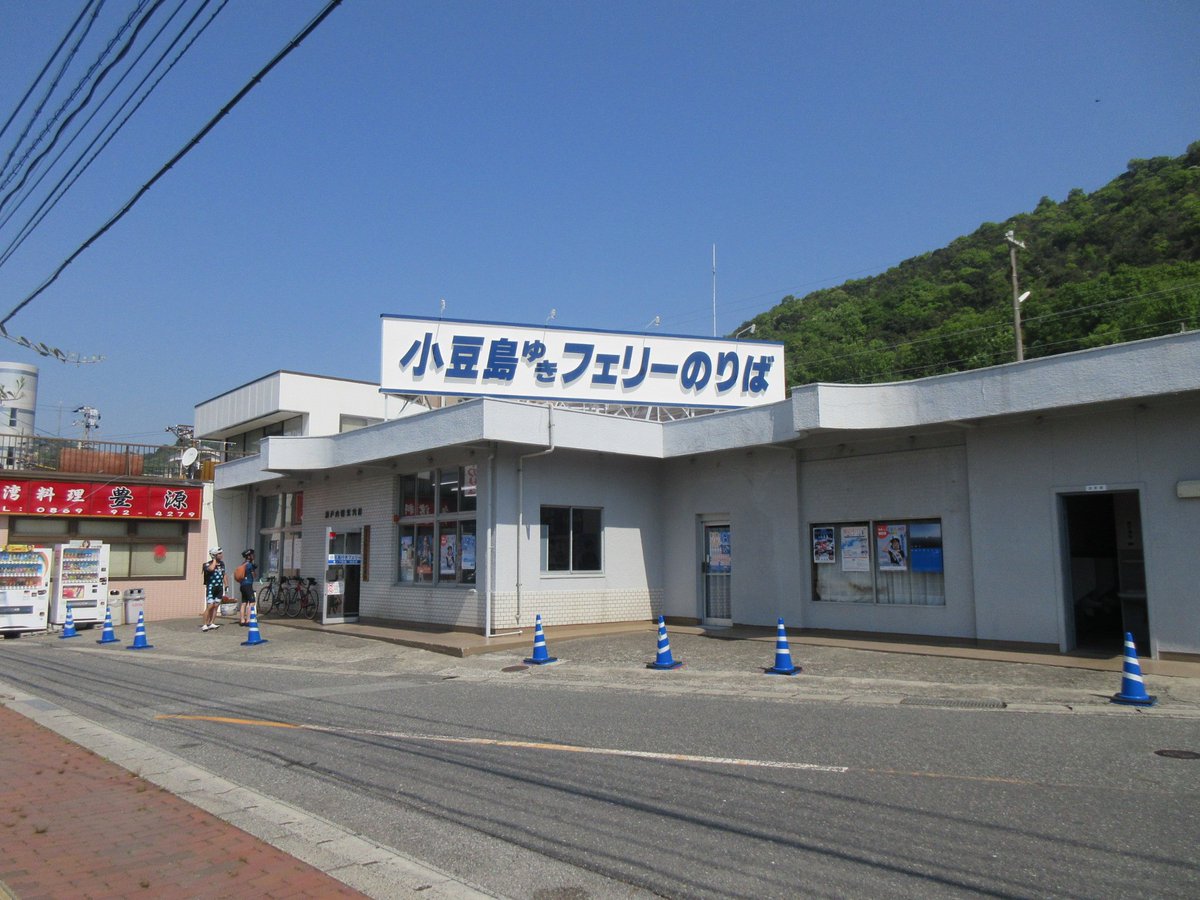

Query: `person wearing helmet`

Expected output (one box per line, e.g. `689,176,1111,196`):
201,547,225,631
236,549,257,626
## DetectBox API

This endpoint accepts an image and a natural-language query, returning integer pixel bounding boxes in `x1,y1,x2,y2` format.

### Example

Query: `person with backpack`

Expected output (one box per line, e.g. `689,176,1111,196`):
201,547,225,631
235,549,257,626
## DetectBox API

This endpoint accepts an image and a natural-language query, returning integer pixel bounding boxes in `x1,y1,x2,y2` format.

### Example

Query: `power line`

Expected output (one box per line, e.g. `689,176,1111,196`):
0,0,105,179
0,0,346,329
0,0,167,218
0,0,229,271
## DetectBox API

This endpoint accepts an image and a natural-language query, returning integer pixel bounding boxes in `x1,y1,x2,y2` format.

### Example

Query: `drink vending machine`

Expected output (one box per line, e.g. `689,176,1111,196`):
49,540,110,626
0,545,52,636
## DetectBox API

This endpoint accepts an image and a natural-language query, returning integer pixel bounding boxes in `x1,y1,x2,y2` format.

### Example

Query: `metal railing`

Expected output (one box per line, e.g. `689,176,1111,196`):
0,435,235,481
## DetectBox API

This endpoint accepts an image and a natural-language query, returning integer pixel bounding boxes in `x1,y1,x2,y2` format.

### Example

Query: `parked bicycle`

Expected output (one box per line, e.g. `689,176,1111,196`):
285,576,320,620
256,575,282,617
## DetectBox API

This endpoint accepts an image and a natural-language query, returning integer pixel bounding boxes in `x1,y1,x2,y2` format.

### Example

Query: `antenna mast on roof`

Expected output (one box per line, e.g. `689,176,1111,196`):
712,244,717,337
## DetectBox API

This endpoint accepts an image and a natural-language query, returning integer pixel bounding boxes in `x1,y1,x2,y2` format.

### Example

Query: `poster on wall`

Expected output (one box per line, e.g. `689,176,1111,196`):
909,522,944,573
440,533,458,576
877,524,908,571
416,534,433,579
840,526,870,572
707,528,731,573
399,535,415,582
812,527,835,564
461,533,476,571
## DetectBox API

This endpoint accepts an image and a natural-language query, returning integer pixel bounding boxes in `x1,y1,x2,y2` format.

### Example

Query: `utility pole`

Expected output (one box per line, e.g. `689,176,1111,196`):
1005,230,1027,362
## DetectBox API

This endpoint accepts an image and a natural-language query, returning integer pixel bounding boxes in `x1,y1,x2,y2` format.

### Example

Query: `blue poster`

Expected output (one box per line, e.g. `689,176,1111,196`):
908,522,944,573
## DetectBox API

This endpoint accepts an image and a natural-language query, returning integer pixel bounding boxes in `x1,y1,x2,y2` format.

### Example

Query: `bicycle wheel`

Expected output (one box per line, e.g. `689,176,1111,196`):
302,587,319,620
284,584,301,618
256,584,276,617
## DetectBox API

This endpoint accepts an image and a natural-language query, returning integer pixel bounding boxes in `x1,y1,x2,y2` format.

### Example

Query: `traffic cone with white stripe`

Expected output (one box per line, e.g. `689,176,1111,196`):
764,618,800,676
523,613,557,665
127,610,153,650
96,607,120,644
1111,632,1156,707
59,607,79,639
646,615,683,670
240,605,268,646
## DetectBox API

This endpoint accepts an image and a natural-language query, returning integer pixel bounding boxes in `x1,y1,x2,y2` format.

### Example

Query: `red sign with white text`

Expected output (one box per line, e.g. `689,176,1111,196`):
0,479,200,519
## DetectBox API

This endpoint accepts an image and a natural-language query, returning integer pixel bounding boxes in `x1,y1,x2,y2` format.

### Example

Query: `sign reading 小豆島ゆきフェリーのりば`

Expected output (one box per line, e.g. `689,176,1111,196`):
379,315,786,409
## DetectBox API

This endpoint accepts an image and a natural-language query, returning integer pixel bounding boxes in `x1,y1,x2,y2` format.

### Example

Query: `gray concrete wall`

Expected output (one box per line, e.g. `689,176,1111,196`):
967,397,1200,656
661,447,802,626
797,437,976,638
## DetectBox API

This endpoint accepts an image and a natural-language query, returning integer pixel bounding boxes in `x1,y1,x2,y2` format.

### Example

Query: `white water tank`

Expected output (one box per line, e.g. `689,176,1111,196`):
0,362,37,437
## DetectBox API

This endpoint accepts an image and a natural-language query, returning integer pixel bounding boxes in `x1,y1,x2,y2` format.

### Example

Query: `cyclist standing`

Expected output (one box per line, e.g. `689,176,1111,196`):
201,548,225,631
236,549,257,626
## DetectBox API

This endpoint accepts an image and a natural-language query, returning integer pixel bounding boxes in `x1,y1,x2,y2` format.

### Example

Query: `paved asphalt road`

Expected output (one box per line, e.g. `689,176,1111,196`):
2,620,1198,898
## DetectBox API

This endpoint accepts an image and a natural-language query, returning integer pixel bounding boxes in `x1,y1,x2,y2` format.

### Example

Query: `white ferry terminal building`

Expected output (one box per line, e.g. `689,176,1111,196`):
197,315,1200,662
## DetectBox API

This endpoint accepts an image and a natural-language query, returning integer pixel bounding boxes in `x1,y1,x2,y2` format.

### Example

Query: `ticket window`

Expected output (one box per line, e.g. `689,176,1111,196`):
324,529,361,624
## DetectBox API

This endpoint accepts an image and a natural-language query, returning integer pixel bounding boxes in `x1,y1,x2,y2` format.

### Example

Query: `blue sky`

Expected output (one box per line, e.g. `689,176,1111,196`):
0,0,1195,441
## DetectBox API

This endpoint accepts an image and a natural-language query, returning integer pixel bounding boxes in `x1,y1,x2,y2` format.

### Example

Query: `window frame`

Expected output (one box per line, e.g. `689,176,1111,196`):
397,467,477,587
810,518,945,606
540,505,604,575
7,516,190,580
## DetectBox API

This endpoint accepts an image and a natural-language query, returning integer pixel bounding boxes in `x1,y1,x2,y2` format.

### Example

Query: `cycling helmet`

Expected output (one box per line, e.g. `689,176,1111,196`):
209,547,222,558
242,548,254,559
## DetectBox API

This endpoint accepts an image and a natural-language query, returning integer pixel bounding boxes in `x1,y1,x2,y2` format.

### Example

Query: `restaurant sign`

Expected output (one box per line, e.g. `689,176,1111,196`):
0,479,202,519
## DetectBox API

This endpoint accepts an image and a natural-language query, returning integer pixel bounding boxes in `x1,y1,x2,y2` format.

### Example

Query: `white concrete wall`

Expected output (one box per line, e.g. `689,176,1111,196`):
797,439,976,638
661,447,802,626
489,447,664,629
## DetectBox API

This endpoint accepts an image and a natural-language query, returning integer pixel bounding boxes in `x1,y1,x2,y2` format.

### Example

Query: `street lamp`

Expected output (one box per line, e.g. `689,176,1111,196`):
733,323,757,339
1005,230,1027,362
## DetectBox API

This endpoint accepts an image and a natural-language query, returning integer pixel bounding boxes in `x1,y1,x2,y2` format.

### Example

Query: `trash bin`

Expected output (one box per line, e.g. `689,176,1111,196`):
108,590,124,627
123,588,145,623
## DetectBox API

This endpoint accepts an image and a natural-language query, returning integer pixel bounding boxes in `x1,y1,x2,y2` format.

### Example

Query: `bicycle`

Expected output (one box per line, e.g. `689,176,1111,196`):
255,576,282,617
285,577,320,620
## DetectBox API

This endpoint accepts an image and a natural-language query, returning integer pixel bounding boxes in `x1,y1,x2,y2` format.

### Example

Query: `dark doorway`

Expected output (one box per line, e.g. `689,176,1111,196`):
1062,492,1148,655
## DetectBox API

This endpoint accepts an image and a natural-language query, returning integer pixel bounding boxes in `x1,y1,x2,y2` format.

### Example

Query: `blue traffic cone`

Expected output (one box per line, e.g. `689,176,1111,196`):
1111,632,1156,707
647,615,683,670
764,618,801,676
127,610,154,650
59,607,79,639
96,607,120,644
523,614,558,665
240,605,268,646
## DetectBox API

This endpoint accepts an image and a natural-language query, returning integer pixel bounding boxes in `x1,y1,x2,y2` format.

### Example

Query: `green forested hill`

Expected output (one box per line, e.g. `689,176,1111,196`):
742,141,1200,386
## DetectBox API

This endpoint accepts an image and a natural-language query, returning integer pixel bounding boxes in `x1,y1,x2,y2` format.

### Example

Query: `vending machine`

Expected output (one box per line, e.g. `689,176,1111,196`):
49,540,110,626
0,544,52,636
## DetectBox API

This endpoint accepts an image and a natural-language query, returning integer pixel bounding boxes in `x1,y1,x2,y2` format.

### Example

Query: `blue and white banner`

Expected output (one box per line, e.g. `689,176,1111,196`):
380,315,785,408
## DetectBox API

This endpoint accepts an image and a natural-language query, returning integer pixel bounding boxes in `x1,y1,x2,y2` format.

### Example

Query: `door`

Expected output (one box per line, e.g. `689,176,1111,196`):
1061,491,1148,655
324,530,361,624
701,522,732,625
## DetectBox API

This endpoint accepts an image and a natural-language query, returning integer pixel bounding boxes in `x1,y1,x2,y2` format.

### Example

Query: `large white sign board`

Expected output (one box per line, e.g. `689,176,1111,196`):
380,315,785,408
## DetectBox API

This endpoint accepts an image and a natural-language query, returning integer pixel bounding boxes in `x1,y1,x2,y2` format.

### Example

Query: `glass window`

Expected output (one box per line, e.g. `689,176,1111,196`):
415,523,435,584
11,517,69,535
438,469,460,514
77,519,129,537
541,506,602,573
396,468,477,586
135,521,186,538
811,519,945,606
130,543,185,577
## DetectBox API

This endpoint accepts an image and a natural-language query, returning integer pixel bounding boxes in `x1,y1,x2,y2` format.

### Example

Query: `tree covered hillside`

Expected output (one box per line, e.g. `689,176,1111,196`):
742,141,1200,387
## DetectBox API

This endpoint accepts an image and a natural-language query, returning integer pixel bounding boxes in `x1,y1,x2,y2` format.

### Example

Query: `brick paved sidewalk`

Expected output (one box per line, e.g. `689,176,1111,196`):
0,704,363,899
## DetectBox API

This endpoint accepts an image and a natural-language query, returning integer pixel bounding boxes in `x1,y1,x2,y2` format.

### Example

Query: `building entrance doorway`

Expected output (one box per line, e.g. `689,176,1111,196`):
323,529,361,624
1061,491,1148,656
700,520,731,625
